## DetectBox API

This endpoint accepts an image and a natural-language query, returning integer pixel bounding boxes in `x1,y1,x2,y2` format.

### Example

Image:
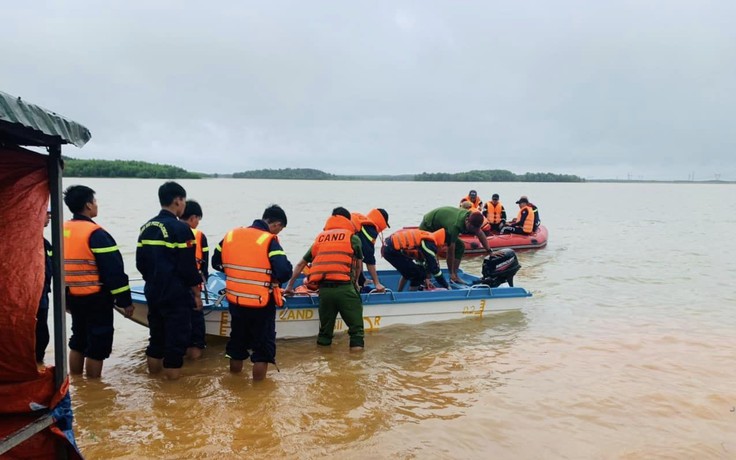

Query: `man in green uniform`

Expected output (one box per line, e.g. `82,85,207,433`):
284,207,365,350
419,206,492,284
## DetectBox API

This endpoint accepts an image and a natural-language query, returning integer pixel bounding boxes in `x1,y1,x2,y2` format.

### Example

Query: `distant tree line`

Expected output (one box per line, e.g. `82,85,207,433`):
63,158,202,179
414,169,584,182
232,168,336,180
59,159,584,182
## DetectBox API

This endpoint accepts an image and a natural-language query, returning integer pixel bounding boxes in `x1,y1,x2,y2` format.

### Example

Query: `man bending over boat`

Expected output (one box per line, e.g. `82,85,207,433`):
212,205,293,381
351,208,390,293
419,206,492,284
63,185,133,378
136,182,203,380
383,228,450,291
284,207,365,351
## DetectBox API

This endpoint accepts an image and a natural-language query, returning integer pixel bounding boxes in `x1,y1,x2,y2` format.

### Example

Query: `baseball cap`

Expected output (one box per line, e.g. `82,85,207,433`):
367,208,390,231
491,194,499,200
515,196,529,204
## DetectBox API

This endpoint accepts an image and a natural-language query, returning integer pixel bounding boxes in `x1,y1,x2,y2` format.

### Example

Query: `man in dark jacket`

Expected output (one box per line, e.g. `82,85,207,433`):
63,185,133,378
136,182,202,380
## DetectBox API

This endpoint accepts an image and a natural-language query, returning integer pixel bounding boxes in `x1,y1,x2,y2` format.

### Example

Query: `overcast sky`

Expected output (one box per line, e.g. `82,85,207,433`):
4,1,735,180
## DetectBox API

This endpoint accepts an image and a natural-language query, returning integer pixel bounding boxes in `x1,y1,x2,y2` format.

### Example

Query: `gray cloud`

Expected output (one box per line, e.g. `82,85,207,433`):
4,0,735,180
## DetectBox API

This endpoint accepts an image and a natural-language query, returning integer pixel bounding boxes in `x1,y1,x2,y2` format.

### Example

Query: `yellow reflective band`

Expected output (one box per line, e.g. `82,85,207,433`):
268,250,286,257
110,285,131,295
256,233,270,245
202,247,209,252
91,245,119,254
226,231,234,243
361,227,375,243
215,243,222,251
46,250,53,257
421,241,437,258
63,229,71,238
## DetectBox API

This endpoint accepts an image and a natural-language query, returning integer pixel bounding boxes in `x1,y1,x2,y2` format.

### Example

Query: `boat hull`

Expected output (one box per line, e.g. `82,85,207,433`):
439,225,548,257
120,269,531,339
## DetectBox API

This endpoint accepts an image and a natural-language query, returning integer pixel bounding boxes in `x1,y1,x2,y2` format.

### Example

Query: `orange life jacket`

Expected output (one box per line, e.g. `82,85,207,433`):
63,220,102,296
350,212,377,244
485,201,504,224
308,215,356,285
366,208,389,233
220,227,283,308
191,228,204,271
481,217,492,234
514,205,535,234
390,228,436,251
461,195,482,210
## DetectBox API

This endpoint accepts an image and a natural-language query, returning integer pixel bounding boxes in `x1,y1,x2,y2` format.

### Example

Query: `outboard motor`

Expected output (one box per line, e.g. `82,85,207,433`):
478,248,521,287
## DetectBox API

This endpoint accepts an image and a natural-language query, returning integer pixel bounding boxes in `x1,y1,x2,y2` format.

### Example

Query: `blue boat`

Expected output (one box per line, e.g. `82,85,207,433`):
123,268,531,339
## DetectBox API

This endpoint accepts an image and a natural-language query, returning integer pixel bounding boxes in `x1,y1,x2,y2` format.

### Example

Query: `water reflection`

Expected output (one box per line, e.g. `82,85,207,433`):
72,312,527,458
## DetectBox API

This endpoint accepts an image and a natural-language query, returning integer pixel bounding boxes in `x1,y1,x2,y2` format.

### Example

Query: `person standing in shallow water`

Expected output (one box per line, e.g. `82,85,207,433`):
179,199,209,360
63,185,133,378
284,207,365,350
212,205,292,380
136,181,202,380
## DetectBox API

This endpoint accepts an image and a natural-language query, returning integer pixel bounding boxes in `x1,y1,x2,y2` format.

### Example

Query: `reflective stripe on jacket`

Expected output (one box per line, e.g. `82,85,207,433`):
221,227,283,308
350,212,376,244
308,215,356,285
63,219,103,295
389,228,434,251
485,201,505,224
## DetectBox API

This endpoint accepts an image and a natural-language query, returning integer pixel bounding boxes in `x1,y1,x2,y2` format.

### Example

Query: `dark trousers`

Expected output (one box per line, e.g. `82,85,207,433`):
226,303,276,363
190,309,206,349
502,226,530,235
146,294,194,369
67,295,115,361
35,306,50,363
383,247,426,287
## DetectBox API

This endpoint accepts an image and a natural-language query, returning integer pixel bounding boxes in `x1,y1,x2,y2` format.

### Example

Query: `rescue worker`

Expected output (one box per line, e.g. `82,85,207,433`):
383,227,450,291
419,206,493,284
211,205,292,380
179,200,209,360
501,196,536,235
483,193,507,232
351,208,390,293
459,189,482,211
527,196,542,231
63,185,133,378
36,208,53,364
284,207,365,351
136,181,203,380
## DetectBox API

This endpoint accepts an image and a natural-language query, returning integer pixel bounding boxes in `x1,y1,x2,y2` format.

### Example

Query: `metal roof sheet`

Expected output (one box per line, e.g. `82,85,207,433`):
0,90,91,148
